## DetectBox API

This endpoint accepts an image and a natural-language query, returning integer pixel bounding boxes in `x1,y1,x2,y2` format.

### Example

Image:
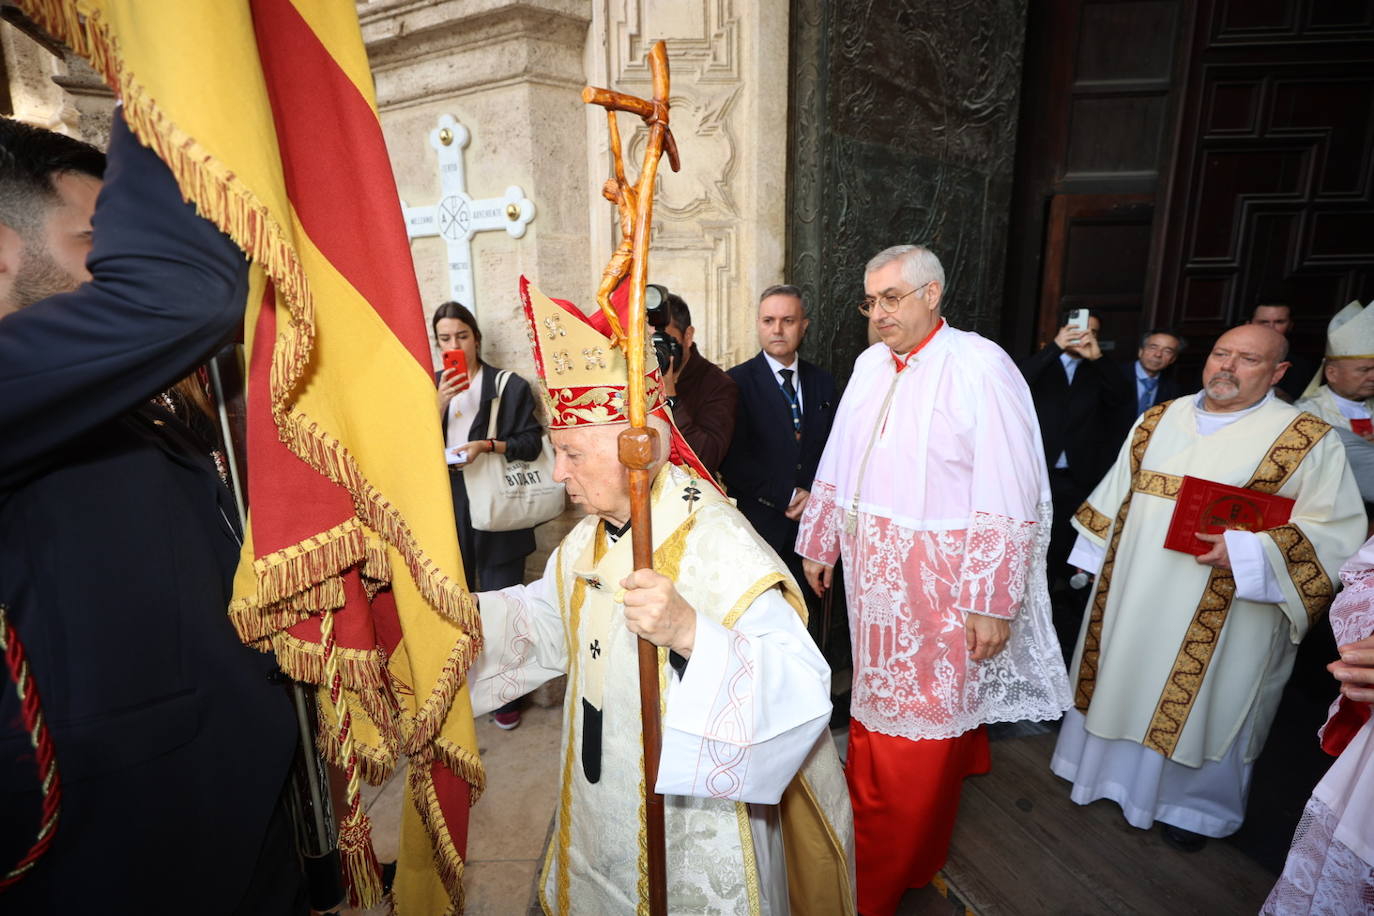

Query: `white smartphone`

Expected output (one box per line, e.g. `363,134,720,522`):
1068,308,1091,331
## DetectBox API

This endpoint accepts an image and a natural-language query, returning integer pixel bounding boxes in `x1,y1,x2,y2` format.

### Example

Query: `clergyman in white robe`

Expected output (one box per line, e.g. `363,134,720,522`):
1053,390,1364,837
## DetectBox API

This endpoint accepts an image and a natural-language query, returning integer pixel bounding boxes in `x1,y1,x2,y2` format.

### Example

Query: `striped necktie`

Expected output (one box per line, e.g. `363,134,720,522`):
779,368,801,437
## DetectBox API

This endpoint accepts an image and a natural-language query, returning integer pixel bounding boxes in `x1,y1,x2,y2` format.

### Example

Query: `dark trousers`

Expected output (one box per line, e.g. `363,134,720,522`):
1048,468,1092,662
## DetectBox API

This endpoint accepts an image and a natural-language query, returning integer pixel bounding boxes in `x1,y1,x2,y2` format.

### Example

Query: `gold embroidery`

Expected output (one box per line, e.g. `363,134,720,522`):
1132,469,1183,500
1247,413,1331,495
551,349,572,375
1074,403,1167,709
1074,502,1112,538
582,346,607,370
1143,568,1236,757
543,314,567,339
735,802,763,916
1268,524,1334,624
1140,411,1333,757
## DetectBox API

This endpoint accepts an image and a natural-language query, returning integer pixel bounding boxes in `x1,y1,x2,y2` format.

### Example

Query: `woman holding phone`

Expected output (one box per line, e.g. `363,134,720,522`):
433,300,544,729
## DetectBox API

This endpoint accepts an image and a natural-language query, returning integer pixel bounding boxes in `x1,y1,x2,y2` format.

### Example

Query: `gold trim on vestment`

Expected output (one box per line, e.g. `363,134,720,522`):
1074,403,1167,709
1132,470,1183,500
1142,568,1236,756
1140,411,1331,757
1074,502,1112,539
1266,524,1334,624
734,802,763,916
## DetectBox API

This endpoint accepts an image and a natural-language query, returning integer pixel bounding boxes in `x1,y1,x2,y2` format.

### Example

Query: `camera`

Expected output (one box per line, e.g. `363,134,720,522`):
645,283,682,376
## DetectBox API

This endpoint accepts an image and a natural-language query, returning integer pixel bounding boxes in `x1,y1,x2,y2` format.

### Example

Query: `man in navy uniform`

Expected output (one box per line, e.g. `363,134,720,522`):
722,284,838,645
0,114,301,911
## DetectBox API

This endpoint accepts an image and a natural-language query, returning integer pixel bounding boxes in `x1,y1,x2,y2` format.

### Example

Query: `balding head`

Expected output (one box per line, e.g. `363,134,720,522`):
1201,325,1291,412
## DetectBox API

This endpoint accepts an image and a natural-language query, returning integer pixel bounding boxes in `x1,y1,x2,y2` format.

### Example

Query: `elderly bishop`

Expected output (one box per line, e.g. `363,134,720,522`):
467,278,854,915
797,245,1070,915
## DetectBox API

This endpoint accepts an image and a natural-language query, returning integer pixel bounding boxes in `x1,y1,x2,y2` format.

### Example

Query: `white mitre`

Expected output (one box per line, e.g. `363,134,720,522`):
1302,300,1374,397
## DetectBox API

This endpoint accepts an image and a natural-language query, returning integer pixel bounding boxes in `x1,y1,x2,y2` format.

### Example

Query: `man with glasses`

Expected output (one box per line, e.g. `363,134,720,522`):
1129,329,1185,416
797,244,1069,915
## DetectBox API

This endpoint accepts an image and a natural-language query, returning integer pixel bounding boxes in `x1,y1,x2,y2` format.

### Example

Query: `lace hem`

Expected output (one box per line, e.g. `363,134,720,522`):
844,500,1071,739
1264,795,1374,915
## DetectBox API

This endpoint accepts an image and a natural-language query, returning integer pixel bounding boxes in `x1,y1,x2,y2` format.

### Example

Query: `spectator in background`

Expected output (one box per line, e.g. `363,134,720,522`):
660,292,738,477
434,301,545,729
1128,329,1185,416
1019,310,1134,658
1252,303,1320,402
722,284,838,648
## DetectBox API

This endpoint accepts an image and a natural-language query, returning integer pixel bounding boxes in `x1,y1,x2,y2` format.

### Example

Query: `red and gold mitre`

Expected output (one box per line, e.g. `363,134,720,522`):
520,275,666,429
519,275,719,487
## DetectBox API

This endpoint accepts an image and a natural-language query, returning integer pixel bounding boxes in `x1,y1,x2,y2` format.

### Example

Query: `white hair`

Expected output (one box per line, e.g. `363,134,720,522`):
865,245,946,292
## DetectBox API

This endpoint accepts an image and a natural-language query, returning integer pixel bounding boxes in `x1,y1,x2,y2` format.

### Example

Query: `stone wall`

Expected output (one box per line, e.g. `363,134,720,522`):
585,0,791,372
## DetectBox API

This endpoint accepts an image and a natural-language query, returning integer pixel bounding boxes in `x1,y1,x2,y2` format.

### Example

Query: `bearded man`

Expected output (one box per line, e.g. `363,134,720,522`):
464,278,853,915
1054,324,1365,851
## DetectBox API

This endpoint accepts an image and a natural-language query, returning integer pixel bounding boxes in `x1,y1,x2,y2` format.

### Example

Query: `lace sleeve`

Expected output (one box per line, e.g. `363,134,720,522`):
795,479,842,566
954,510,1038,620
1332,552,1374,647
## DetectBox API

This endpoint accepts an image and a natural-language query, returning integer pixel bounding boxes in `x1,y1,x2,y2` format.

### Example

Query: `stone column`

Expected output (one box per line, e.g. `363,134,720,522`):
584,0,791,371
361,0,594,374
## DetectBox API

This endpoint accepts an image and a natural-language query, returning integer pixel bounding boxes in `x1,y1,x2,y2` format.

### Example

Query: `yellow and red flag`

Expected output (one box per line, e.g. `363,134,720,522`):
16,1,482,911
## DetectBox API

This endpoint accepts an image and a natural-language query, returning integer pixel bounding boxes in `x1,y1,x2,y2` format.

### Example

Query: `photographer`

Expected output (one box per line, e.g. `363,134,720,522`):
656,292,737,477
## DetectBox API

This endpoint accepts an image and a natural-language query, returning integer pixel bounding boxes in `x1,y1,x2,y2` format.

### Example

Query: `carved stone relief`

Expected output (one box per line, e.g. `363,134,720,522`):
788,0,1027,385
588,0,789,371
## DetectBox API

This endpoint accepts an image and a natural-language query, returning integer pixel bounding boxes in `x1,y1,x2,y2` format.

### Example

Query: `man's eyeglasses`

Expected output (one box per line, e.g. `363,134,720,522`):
859,281,933,317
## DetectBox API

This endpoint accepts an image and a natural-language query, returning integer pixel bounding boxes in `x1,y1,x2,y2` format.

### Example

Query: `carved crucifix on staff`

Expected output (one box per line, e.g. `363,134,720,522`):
581,39,680,916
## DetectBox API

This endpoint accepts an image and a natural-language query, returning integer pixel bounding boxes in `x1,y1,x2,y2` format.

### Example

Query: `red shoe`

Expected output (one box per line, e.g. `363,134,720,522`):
492,709,522,730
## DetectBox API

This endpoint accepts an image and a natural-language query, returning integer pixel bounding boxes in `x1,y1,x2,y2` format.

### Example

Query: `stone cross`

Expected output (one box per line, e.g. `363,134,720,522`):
402,113,536,315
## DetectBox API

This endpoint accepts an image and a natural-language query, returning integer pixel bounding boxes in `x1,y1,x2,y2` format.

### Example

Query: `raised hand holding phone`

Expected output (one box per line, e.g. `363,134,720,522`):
438,348,471,407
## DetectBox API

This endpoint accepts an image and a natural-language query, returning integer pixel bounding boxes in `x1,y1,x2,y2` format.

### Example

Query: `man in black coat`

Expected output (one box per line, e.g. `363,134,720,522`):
1019,311,1134,658
722,285,837,646
0,115,301,911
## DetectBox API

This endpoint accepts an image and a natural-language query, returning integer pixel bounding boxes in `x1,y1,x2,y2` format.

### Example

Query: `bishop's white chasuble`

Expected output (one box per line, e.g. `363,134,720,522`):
472,463,853,915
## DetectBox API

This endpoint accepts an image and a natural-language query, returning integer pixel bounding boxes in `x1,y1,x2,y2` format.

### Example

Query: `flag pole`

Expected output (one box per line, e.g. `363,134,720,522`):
582,39,678,916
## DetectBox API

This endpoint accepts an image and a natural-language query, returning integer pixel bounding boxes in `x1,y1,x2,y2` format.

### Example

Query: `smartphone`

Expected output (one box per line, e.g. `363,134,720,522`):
1068,308,1091,331
442,348,468,377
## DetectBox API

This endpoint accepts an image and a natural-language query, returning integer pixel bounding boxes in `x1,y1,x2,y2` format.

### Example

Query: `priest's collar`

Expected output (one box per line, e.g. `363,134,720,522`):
602,517,632,543
890,318,945,372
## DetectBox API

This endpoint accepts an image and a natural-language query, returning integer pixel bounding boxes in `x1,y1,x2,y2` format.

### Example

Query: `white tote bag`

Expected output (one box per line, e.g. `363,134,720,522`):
466,371,565,532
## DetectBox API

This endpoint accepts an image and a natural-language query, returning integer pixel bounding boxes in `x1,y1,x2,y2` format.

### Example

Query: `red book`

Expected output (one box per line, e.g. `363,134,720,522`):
1164,476,1296,556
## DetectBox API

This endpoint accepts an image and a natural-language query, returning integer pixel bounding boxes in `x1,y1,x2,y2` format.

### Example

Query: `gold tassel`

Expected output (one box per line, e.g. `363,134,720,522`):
337,807,384,909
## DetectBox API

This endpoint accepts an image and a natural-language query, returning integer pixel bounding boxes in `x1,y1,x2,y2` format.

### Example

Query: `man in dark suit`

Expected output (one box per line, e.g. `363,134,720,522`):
1019,310,1134,658
1126,328,1185,417
1252,303,1321,402
722,284,837,645
0,116,302,910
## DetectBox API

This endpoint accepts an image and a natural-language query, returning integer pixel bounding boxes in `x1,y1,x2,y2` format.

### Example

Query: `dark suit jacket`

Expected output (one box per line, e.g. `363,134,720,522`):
440,366,545,587
673,344,738,477
1019,343,1135,492
0,117,298,910
1122,359,1183,414
721,353,837,557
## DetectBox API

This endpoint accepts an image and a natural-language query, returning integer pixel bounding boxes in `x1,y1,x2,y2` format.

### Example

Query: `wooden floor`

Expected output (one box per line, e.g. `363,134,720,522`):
927,732,1278,916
